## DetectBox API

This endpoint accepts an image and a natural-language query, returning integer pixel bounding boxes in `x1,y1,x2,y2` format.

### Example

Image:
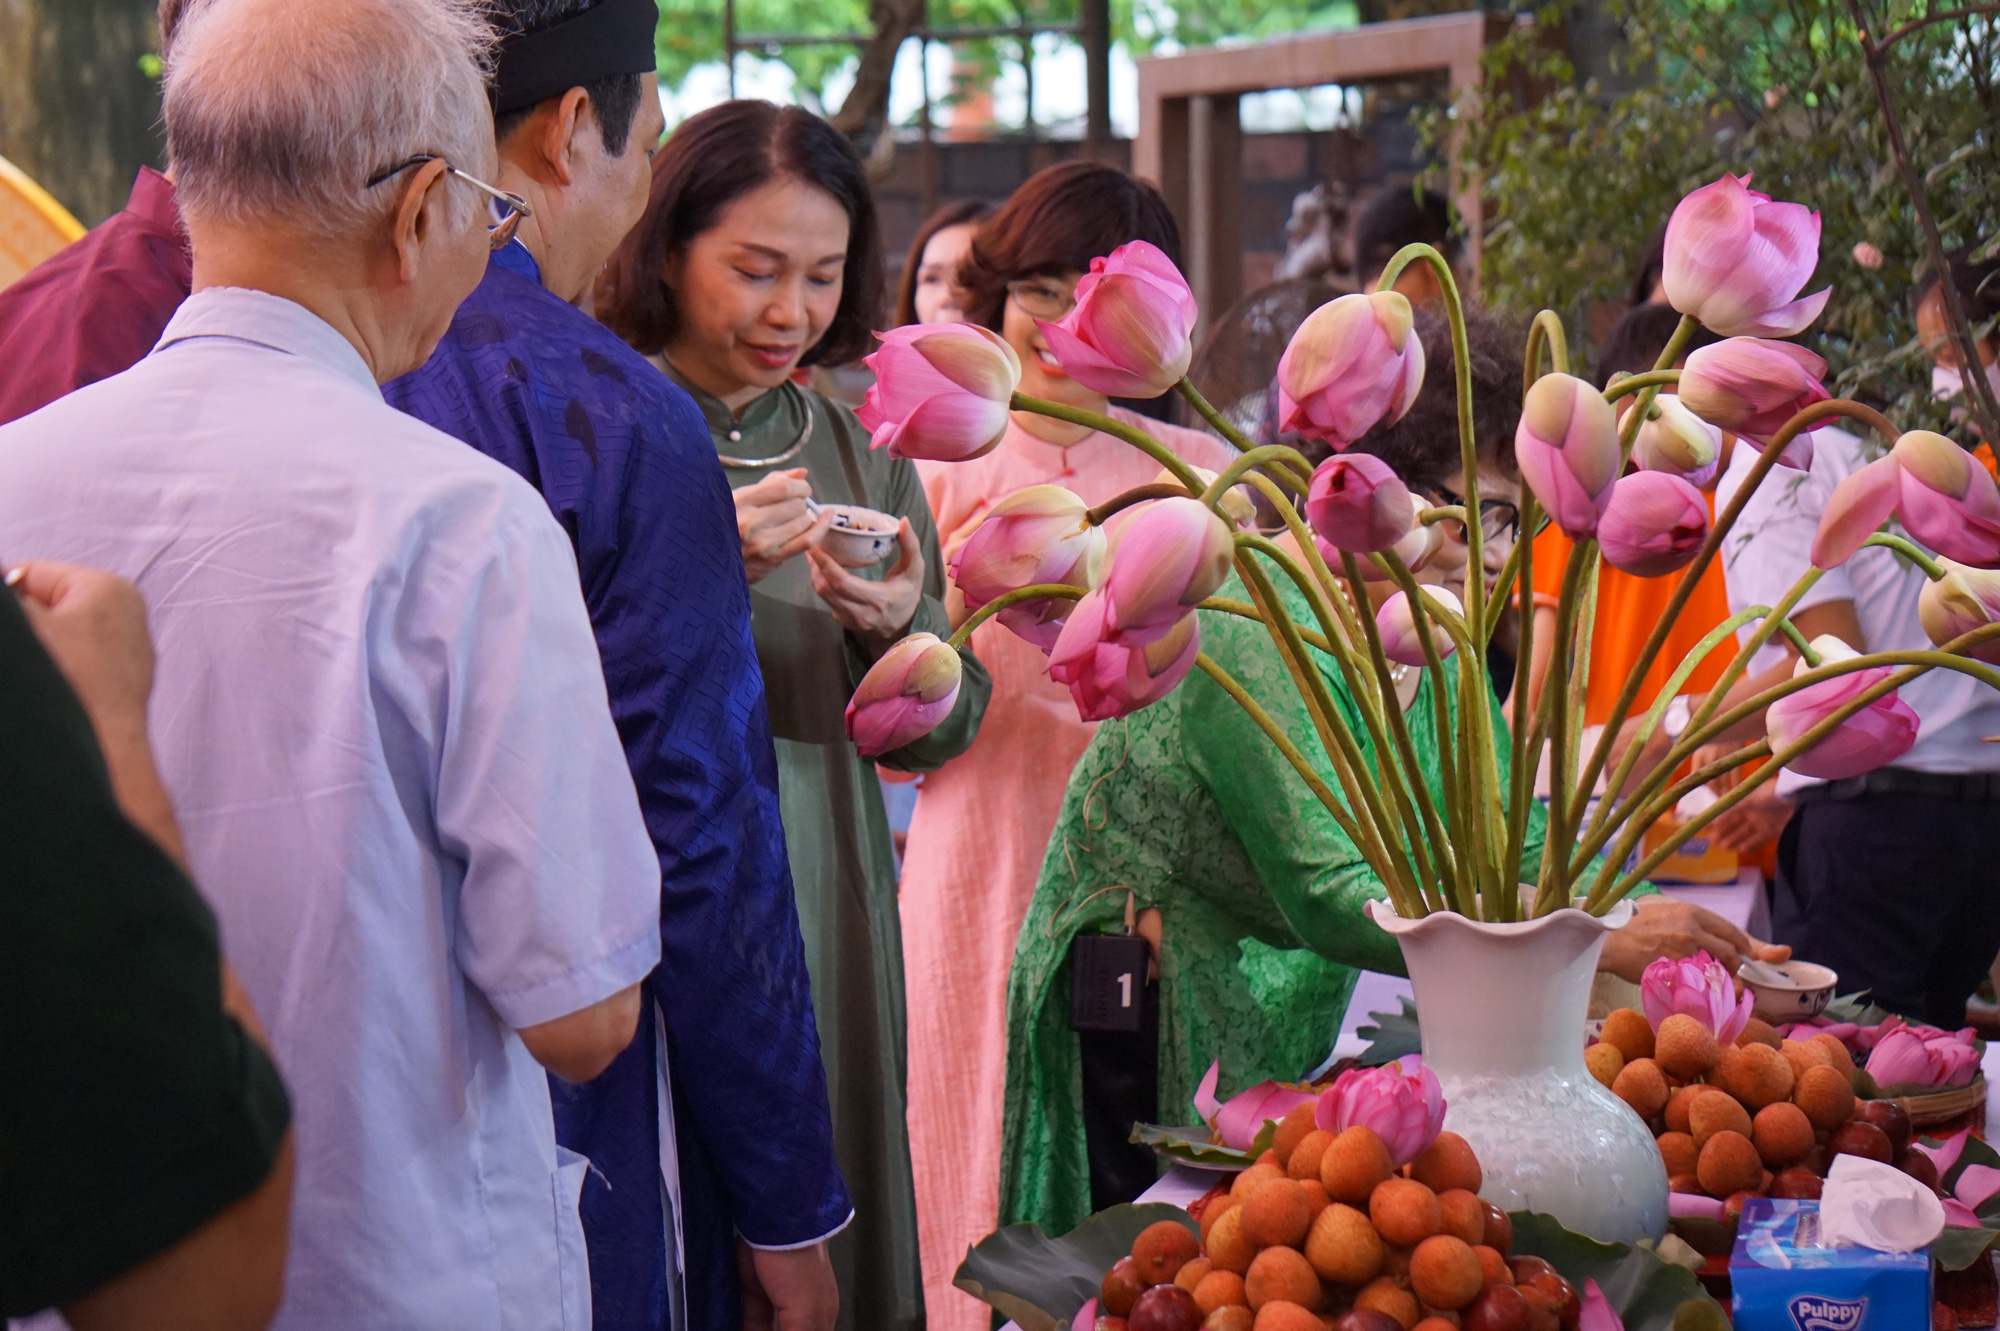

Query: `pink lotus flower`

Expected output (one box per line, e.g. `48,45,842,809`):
1035,240,1197,398
1920,560,2000,663
1047,589,1200,721
1305,454,1418,553
1640,949,1753,1045
1191,1062,1321,1152
1516,372,1622,538
1867,1028,1980,1089
1376,585,1462,667
1766,636,1919,779
1098,497,1236,645
949,484,1105,652
1891,430,2000,568
1276,291,1426,448
1811,455,1903,569
844,632,963,756
859,323,1020,462
1678,338,1830,462
1627,394,1722,484
1662,174,1830,338
1313,1055,1446,1167
1598,471,1710,578
1334,509,1442,584
1580,1279,1625,1331
1914,1130,2000,1228
1072,1299,1099,1331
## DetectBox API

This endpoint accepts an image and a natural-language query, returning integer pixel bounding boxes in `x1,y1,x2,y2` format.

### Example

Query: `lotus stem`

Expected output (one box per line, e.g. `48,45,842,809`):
1860,531,1949,581
1536,540,1594,914
1201,445,1315,512
1010,391,1209,494
945,583,1085,650
1525,310,1570,387
1175,378,1269,460
1087,482,1193,526
1602,369,1683,402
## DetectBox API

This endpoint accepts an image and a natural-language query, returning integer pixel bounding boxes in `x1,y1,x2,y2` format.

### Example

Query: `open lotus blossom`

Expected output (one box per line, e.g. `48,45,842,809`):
1035,239,1197,398
1920,560,2000,663
1662,173,1831,338
1866,1027,1981,1090
1597,471,1710,578
1766,636,1920,779
1276,291,1426,448
1626,393,1721,484
949,485,1105,652
1098,496,1235,645
1047,590,1200,721
844,632,963,756
1890,430,2000,568
1190,1061,1321,1152
1640,949,1752,1045
1677,338,1829,464
858,322,1020,462
1516,372,1622,537
1376,584,1462,667
1314,1055,1446,1167
1305,453,1418,553
1914,1130,2000,1229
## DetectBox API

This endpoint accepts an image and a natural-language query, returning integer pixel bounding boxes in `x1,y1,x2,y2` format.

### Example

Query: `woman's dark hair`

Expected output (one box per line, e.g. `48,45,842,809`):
1592,300,1718,389
1351,183,1459,287
956,161,1182,332
893,199,995,327
1344,306,1526,494
1912,244,2000,327
598,100,885,366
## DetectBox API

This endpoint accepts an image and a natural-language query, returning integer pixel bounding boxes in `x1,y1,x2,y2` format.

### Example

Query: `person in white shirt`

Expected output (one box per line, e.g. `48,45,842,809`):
0,0,661,1325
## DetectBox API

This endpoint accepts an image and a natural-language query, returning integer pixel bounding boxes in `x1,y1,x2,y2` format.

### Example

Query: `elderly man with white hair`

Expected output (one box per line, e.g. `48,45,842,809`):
0,0,661,1326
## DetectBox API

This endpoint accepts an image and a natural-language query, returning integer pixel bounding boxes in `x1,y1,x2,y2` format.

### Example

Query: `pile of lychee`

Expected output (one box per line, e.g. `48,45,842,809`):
1092,1113,1583,1331
1585,1007,1933,1221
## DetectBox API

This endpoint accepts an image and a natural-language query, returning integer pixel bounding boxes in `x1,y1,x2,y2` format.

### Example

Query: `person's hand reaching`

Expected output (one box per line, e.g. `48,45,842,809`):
807,519,925,647
735,468,823,584
1597,896,1790,983
738,1240,838,1331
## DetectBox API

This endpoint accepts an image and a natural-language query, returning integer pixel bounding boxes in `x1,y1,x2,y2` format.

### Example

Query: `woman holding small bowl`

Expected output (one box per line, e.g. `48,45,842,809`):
598,99,989,1331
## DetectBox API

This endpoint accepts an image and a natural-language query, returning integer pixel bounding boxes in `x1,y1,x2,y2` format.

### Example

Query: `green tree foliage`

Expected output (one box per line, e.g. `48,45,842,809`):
1424,0,1998,433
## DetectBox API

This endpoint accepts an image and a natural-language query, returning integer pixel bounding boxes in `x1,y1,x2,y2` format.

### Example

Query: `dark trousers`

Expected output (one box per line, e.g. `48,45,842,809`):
1077,978,1162,1213
1774,789,2000,1029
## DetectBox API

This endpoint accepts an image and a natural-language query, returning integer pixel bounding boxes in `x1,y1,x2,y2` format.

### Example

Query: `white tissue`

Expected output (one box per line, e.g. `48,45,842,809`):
1820,1153,1947,1253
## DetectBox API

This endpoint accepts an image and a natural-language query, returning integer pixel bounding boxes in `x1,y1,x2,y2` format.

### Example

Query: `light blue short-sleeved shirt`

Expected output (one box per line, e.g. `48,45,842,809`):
0,289,662,1329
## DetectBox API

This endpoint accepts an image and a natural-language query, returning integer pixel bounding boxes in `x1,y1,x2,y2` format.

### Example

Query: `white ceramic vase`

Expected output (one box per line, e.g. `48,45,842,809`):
1367,896,1669,1245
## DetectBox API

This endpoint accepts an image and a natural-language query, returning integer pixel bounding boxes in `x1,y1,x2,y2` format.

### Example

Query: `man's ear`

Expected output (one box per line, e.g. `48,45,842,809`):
541,86,594,187
391,158,453,285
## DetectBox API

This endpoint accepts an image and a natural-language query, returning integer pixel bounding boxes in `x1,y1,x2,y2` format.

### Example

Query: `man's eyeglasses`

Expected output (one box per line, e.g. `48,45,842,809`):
1007,277,1077,321
1424,484,1520,543
365,155,531,251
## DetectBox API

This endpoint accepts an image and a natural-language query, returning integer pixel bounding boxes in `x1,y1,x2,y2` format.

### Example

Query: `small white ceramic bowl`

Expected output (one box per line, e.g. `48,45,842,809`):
1741,959,1838,1025
815,504,899,567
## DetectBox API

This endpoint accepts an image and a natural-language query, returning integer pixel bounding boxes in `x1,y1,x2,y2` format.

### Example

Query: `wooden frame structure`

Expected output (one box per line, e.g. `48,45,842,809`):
1134,11,1507,330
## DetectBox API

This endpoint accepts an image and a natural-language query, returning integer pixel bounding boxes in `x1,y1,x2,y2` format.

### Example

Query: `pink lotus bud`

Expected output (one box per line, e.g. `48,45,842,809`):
1866,1029,1943,1088
1211,1079,1319,1152
1305,454,1418,553
1920,560,2000,663
1324,509,1440,585
1891,430,2000,567
1046,591,1200,721
1662,174,1831,337
1811,455,1902,569
1035,239,1197,398
1929,1035,1982,1088
1099,497,1236,645
1597,471,1710,577
1276,291,1426,448
950,484,1105,652
1376,585,1462,667
843,633,963,756
1516,372,1621,538
1853,241,1886,271
1639,949,1753,1045
858,323,1020,462
1678,338,1830,459
1312,1055,1446,1167
1626,394,1720,483
1766,636,1919,779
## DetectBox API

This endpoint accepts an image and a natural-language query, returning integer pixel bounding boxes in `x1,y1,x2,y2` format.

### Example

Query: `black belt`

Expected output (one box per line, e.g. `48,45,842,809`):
1791,767,2000,804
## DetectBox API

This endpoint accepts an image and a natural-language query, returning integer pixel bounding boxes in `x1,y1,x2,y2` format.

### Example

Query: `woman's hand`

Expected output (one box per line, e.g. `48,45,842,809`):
735,468,820,584
806,519,925,647
1597,896,1791,983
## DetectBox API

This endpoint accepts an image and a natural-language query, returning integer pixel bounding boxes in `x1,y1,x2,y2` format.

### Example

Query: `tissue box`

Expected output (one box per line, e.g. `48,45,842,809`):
1731,1198,1932,1329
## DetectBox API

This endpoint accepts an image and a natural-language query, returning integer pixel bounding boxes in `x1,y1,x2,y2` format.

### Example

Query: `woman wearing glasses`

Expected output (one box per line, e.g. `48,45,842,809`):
594,100,990,1331
993,307,1786,1243
892,160,1234,1331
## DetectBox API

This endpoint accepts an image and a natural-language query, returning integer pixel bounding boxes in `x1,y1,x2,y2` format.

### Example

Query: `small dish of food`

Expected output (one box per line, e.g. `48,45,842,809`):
813,503,900,567
1739,958,1838,1025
